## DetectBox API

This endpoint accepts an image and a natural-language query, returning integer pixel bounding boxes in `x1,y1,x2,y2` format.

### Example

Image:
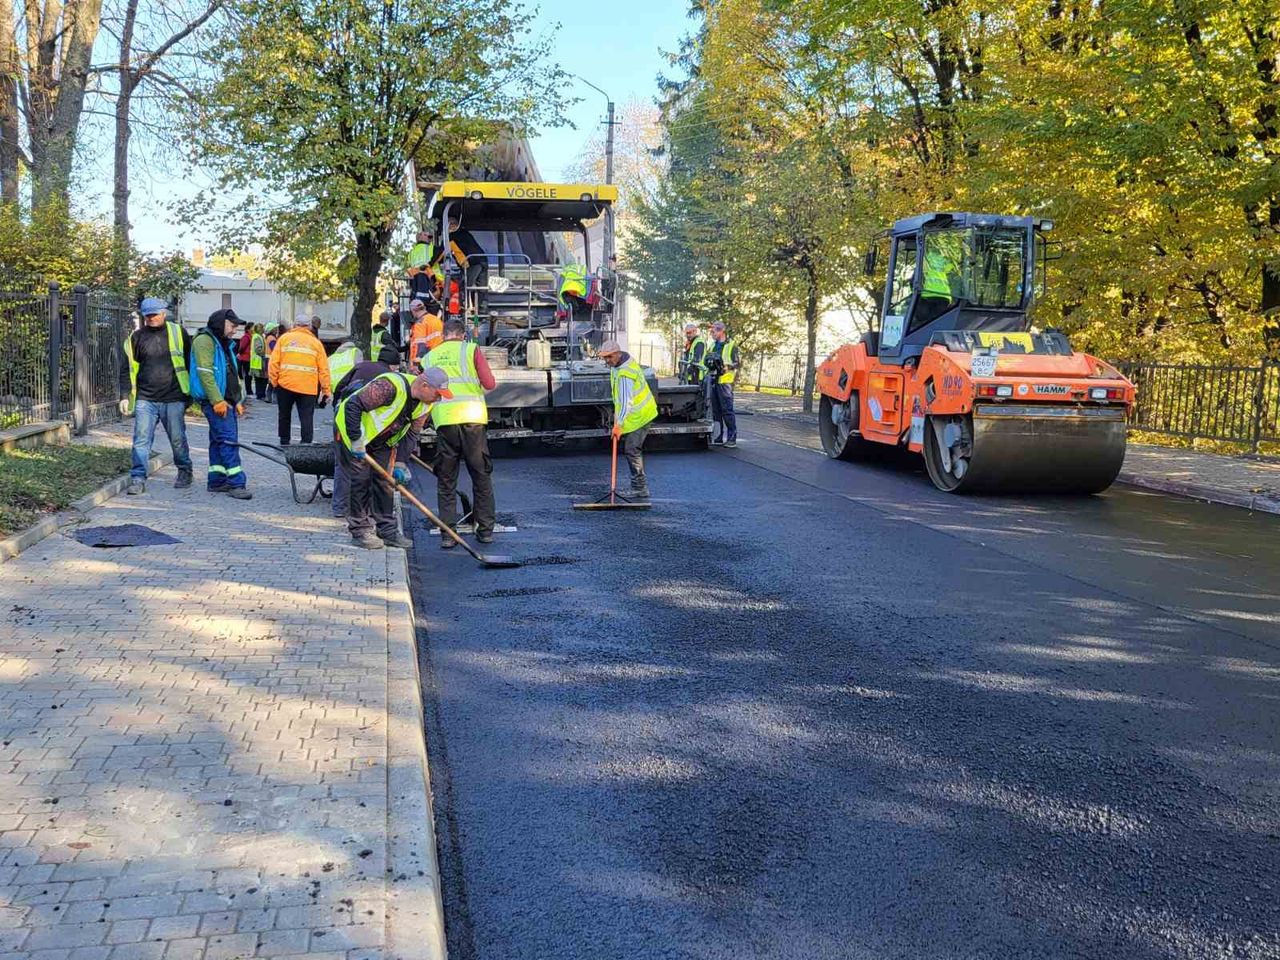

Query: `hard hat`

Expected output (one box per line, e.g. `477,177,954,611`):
598,339,623,356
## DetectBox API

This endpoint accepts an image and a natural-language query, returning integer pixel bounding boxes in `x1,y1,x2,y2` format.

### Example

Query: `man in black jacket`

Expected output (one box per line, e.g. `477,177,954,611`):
330,344,401,518
123,298,195,495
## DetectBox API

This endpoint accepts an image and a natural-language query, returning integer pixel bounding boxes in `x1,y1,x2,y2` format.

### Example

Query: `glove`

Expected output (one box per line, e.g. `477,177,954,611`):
212,400,229,417
611,423,622,440
392,465,411,484
350,440,366,461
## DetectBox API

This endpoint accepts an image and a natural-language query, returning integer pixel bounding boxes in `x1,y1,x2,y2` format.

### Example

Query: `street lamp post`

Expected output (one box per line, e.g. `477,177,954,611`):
567,73,616,268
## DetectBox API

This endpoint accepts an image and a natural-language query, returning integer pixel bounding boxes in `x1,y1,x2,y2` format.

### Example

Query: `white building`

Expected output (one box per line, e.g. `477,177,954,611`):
175,253,355,343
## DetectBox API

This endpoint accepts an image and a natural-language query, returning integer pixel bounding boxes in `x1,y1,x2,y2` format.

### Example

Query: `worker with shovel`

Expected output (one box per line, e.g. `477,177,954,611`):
599,339,658,501
337,368,452,550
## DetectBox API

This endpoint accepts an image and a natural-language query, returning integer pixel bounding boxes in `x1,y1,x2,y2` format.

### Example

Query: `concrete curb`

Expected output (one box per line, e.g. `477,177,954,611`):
1118,472,1280,516
0,450,170,563
383,549,448,960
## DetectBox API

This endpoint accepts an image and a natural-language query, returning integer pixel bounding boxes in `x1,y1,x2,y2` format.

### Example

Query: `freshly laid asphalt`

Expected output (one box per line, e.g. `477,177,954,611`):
403,401,1280,960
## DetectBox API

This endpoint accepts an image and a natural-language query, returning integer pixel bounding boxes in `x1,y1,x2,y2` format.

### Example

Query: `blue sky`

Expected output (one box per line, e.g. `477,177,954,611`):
110,0,693,255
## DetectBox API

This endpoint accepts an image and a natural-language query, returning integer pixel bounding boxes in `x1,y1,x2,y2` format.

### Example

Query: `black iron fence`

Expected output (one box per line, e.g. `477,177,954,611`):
1119,362,1280,451
0,283,134,434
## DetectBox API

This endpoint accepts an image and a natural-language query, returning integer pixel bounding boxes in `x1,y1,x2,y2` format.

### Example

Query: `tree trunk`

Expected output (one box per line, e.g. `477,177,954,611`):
111,0,140,292
353,226,388,353
802,258,819,413
1264,198,1280,358
27,0,105,211
112,81,134,291
0,2,19,204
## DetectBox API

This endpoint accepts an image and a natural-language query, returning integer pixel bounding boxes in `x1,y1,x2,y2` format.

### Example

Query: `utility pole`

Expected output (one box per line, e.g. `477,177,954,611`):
568,74,616,268
603,98,616,269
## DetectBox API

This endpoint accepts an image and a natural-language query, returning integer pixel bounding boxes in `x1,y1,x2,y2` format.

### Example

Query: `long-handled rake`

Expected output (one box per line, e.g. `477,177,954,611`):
367,457,520,569
573,434,652,511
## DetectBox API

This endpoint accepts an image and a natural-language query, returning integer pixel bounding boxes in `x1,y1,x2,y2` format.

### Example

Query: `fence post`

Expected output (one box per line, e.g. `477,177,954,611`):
72,285,90,435
756,355,764,391
790,355,800,395
47,282,61,420
1252,361,1269,454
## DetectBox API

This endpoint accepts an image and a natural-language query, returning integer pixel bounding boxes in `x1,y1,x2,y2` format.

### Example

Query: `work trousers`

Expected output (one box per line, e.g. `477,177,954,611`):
131,399,193,479
276,387,317,445
331,431,347,518
240,362,253,397
711,382,737,442
249,372,267,400
200,402,247,490
622,426,649,491
434,423,496,536
341,443,397,540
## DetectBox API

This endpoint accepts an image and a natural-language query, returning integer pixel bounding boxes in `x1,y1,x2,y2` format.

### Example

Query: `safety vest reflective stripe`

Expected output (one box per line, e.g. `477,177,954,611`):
281,363,315,372
250,334,265,372
611,359,658,434
336,373,427,449
124,322,190,412
426,340,487,426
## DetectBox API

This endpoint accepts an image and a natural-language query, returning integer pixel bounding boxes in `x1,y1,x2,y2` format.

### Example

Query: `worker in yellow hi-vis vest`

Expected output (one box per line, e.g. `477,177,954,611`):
425,318,498,546
598,338,658,501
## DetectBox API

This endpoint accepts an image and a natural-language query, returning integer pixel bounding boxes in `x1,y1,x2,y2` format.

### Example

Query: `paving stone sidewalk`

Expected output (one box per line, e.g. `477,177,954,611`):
0,402,443,960
737,390,1280,514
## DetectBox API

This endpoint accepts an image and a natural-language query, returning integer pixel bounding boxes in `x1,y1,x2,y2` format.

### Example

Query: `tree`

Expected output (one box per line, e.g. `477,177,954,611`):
131,249,201,307
106,0,226,288
191,0,564,351
1,0,108,209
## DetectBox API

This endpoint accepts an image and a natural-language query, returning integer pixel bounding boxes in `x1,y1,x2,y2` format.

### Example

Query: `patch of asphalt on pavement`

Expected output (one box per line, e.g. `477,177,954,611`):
404,448,1280,960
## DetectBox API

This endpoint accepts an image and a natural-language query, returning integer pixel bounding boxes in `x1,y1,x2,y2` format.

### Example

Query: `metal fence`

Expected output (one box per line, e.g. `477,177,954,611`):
1119,361,1280,451
0,283,134,434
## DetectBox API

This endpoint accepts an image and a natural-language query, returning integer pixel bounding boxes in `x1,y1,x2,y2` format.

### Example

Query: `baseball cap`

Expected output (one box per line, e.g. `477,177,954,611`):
416,367,452,399
598,339,623,356
139,297,167,316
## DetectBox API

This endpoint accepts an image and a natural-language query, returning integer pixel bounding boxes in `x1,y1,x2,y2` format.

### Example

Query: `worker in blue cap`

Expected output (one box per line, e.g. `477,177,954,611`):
122,297,194,495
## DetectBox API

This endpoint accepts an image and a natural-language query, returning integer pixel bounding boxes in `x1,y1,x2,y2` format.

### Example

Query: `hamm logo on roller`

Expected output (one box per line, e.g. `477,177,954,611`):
1033,384,1070,395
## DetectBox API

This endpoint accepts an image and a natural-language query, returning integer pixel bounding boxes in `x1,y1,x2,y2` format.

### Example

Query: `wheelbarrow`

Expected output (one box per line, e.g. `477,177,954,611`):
234,441,334,504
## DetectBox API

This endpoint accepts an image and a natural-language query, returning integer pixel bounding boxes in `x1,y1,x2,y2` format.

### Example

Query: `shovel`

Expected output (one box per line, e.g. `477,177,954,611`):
366,456,520,569
573,433,652,511
410,453,472,525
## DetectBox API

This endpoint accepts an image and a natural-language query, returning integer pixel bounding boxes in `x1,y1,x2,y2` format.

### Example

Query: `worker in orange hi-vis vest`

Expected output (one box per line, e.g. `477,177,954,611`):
407,298,444,373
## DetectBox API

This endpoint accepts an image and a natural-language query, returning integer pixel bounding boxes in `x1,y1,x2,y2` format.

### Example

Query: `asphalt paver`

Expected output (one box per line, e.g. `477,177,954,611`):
404,420,1280,960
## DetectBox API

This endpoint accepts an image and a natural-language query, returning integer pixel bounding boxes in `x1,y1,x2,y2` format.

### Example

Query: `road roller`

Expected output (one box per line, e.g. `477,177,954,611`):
815,212,1135,493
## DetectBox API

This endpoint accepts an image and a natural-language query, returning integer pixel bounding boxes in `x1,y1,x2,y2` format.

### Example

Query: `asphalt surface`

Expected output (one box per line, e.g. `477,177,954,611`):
404,401,1280,960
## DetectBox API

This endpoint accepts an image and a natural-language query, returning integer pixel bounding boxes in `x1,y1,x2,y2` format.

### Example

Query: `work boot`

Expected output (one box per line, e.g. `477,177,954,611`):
476,530,495,544
174,470,192,489
724,440,738,449
381,533,413,549
227,488,253,500
440,532,457,550
630,486,650,502
711,433,726,446
126,478,145,495
353,534,384,550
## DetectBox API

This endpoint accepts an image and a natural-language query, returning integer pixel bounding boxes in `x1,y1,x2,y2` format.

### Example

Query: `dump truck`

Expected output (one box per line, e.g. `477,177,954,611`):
816,212,1136,493
410,180,710,449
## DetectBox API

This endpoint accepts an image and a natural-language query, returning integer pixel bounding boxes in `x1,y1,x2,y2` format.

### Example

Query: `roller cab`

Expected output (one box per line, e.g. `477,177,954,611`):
816,213,1136,493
